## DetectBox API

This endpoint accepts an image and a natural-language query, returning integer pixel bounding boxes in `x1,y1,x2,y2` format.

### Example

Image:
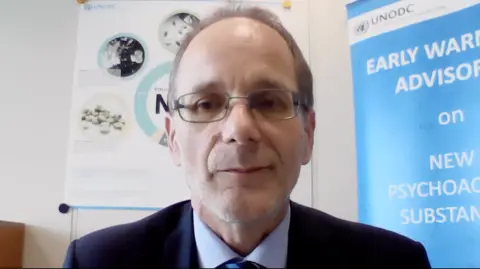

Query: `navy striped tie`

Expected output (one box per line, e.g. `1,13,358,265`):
216,257,266,269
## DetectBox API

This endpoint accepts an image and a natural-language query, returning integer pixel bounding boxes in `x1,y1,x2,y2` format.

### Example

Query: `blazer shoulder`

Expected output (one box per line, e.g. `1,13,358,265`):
290,202,431,267
64,200,191,268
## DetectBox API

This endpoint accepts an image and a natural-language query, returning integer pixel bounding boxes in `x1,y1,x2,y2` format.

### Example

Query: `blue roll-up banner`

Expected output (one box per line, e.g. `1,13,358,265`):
346,1,480,268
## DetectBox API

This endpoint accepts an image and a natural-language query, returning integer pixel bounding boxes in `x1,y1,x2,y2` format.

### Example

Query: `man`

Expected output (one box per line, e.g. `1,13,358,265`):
63,6,431,268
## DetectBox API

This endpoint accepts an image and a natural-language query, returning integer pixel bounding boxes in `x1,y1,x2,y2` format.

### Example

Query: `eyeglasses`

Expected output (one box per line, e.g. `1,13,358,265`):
170,89,304,123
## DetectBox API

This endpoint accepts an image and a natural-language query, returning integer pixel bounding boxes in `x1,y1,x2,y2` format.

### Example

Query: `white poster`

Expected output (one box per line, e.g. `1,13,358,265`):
64,0,312,209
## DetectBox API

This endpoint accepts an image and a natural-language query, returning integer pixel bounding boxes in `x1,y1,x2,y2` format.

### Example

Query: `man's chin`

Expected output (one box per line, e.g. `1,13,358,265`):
219,212,268,224
216,199,284,224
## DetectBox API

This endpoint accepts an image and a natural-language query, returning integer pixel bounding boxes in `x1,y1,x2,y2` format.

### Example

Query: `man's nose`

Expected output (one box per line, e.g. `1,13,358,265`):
221,102,261,144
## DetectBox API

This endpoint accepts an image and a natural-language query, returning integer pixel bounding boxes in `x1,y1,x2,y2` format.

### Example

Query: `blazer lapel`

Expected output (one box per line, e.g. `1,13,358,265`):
160,202,199,268
286,201,333,268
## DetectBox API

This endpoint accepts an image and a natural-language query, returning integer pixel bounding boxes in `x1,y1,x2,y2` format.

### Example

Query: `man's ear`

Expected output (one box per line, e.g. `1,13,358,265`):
165,113,181,166
302,110,316,165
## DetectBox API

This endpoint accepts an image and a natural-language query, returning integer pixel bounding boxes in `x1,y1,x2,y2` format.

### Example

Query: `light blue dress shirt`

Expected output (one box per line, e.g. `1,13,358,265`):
193,206,291,268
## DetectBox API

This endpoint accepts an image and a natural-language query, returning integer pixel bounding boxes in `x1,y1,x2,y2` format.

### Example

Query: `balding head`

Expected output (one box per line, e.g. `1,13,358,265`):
174,16,297,104
167,6,313,111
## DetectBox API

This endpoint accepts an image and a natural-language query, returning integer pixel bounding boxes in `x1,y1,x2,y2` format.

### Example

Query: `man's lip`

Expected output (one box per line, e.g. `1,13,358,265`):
219,166,272,173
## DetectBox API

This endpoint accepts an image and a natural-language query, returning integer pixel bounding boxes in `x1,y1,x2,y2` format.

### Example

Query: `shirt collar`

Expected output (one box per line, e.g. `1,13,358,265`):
193,206,290,268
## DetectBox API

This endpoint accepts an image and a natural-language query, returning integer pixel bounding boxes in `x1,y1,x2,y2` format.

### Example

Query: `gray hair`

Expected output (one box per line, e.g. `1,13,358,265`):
167,5,313,111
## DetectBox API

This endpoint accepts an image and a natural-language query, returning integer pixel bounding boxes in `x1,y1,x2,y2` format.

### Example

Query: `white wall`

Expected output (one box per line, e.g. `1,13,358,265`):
309,0,358,222
0,0,357,267
0,0,78,267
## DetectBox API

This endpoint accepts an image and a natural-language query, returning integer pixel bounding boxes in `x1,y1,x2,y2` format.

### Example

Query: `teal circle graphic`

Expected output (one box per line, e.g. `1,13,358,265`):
134,61,172,146
97,33,148,79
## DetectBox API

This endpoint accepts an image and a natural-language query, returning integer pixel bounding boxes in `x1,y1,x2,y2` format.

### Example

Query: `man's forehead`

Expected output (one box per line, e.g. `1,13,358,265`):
174,16,296,95
186,17,288,53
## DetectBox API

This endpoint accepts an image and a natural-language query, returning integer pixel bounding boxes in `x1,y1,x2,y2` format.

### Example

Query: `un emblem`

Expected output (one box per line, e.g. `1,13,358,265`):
354,20,370,36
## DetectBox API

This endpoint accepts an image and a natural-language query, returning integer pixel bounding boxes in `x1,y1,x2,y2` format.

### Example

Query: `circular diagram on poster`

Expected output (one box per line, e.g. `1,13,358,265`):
134,62,172,147
98,34,147,78
79,93,131,143
159,12,200,54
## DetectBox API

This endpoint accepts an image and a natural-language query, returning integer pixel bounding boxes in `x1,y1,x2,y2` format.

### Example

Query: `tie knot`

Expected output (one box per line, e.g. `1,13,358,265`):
216,257,266,269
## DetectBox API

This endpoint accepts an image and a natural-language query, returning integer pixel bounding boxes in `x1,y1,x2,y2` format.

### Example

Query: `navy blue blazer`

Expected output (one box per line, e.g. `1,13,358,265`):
63,200,431,268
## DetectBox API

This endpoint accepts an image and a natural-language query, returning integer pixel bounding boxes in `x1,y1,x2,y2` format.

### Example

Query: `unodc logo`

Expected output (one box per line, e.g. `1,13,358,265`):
354,20,370,36
84,3,116,11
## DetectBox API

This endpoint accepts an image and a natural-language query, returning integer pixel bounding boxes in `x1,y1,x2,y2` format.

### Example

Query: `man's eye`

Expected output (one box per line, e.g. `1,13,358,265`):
194,99,223,111
256,98,276,108
197,100,214,110
255,96,287,110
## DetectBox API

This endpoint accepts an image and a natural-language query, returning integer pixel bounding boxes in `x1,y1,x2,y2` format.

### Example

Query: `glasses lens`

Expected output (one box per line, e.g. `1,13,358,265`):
177,92,227,122
249,90,297,120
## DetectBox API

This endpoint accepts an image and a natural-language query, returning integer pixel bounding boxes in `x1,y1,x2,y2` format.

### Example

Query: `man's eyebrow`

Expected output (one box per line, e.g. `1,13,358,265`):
187,76,295,94
248,75,295,92
190,80,224,94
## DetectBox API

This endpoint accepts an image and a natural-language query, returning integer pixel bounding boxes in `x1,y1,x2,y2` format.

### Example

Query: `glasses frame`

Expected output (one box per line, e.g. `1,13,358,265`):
170,89,306,123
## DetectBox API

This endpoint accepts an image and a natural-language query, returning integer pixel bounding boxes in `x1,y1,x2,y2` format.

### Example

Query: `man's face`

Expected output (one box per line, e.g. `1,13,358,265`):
166,18,315,223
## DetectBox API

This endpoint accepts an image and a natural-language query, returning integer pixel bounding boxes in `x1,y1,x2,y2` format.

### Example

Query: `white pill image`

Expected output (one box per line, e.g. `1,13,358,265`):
80,104,126,137
100,122,111,134
98,114,107,122
113,122,123,130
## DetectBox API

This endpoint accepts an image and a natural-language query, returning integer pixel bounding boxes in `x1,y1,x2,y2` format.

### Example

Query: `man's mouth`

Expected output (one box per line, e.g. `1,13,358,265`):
220,166,272,174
